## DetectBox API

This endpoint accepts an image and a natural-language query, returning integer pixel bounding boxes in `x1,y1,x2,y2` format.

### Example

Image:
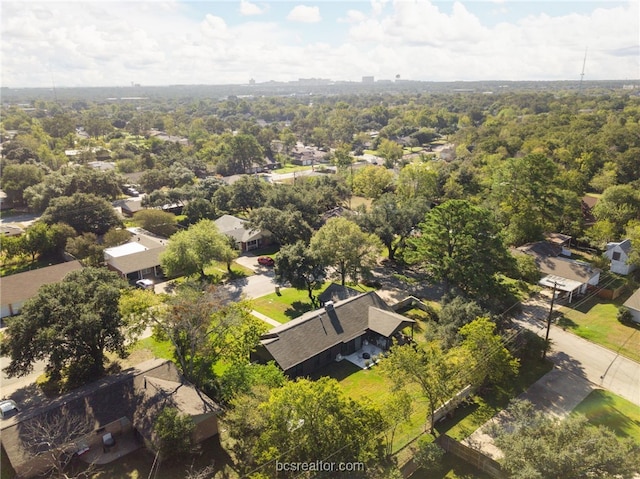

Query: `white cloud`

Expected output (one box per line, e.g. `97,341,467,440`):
286,5,321,23
240,0,265,16
0,0,637,87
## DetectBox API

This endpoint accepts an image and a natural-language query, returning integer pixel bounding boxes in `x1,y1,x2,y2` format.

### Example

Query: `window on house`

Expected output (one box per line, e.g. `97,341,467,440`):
612,252,621,261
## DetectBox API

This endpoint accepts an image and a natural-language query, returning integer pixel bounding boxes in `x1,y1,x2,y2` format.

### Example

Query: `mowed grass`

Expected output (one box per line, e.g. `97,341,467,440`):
252,282,376,323
313,360,431,453
573,389,640,445
558,292,640,362
204,260,254,279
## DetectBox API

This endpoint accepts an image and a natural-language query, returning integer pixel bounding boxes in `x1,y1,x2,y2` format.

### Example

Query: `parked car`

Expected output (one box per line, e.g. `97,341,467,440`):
0,400,19,419
135,279,154,291
257,256,275,267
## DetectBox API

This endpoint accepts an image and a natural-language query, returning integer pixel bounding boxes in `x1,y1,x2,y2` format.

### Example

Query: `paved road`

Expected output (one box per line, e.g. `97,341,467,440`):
516,295,640,407
464,294,640,460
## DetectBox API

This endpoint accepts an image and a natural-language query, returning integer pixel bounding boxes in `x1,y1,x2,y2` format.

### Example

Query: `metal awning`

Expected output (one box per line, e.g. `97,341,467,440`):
538,275,583,292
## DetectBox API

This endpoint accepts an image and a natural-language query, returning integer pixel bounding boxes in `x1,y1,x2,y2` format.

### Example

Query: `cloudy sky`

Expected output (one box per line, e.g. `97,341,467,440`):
2,0,638,88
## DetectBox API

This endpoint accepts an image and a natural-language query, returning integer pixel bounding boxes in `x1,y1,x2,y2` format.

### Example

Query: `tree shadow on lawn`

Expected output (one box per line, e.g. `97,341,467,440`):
556,312,578,330
308,360,361,382
284,300,314,320
573,389,640,442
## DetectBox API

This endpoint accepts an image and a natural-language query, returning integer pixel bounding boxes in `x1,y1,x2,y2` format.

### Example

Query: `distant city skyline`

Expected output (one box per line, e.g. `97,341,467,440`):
2,0,639,88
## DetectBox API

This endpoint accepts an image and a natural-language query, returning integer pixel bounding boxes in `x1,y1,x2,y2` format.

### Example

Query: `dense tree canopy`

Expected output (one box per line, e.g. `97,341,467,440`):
310,217,382,286
160,219,237,278
40,192,123,235
488,399,640,479
407,199,514,298
0,268,128,385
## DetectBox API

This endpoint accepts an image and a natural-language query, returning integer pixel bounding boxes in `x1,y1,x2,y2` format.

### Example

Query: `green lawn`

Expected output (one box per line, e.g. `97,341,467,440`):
203,260,254,281
558,292,640,362
272,164,313,174
572,389,640,445
410,453,492,479
252,282,376,323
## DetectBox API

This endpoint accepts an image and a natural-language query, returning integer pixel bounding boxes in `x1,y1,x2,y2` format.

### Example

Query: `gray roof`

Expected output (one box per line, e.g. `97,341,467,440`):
517,242,600,284
317,283,362,305
0,359,219,475
106,246,165,275
260,292,414,372
1,261,83,306
214,214,265,243
623,288,640,312
607,239,632,254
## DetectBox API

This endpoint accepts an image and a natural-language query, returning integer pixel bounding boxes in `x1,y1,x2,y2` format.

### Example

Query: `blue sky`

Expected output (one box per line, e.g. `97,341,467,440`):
1,1,638,87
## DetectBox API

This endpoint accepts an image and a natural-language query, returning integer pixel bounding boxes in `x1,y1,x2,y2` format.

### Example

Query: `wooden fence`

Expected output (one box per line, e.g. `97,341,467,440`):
436,434,505,479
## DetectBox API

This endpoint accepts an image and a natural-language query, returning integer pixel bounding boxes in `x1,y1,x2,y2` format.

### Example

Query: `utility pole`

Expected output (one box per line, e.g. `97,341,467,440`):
542,281,558,360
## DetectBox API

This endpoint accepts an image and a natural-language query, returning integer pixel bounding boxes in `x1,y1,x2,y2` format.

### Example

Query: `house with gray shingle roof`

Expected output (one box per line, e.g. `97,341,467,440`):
214,214,271,252
252,291,415,377
604,239,636,275
1,261,83,319
0,359,220,478
104,228,167,282
623,288,640,324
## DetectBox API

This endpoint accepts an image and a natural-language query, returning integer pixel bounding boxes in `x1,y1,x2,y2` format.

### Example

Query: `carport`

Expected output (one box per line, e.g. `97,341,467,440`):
538,274,583,303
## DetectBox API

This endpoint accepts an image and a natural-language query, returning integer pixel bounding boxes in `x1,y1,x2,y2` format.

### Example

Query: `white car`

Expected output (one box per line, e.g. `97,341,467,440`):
135,279,154,291
0,400,19,419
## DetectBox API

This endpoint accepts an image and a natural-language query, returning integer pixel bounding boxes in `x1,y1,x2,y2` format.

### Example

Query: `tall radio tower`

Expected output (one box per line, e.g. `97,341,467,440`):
579,47,588,92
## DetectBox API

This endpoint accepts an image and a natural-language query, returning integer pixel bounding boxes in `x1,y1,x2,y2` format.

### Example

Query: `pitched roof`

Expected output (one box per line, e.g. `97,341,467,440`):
317,283,362,305
0,359,219,475
214,214,264,243
534,256,600,283
623,288,640,312
606,239,632,254
1,261,83,306
259,292,414,372
106,247,166,275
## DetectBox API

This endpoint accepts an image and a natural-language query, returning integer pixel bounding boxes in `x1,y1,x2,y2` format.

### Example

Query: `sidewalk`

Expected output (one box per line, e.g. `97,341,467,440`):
251,310,280,328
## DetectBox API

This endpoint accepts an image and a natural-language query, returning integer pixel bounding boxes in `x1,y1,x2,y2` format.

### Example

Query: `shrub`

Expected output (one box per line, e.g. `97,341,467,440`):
617,306,633,325
153,407,196,461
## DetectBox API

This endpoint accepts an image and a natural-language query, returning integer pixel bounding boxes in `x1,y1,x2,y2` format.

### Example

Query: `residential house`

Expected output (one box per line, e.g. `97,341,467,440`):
252,291,415,377
104,228,167,282
291,144,329,166
214,214,271,252
1,224,23,237
317,283,362,306
112,197,144,217
544,232,572,257
517,242,601,303
1,260,83,319
623,288,640,323
604,239,636,275
0,359,220,478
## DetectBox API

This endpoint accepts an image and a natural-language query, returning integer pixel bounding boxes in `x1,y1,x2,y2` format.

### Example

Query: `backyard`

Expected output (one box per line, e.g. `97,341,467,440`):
252,282,375,323
558,290,640,362
572,389,640,444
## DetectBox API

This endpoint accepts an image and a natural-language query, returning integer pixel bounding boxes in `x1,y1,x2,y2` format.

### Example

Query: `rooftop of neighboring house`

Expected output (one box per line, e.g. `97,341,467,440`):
1,260,83,306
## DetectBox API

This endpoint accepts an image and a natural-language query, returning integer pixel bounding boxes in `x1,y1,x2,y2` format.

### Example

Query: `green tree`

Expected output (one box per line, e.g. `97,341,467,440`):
357,193,429,261
228,377,383,477
40,193,122,235
396,162,439,202
377,138,403,167
275,241,326,306
160,219,236,278
381,390,413,456
406,200,513,298
488,399,640,479
20,221,53,262
458,317,519,386
65,233,104,266
0,268,127,384
310,217,382,286
380,342,462,433
229,175,267,213
220,133,264,175
151,285,266,391
625,219,640,268
248,207,312,245
153,407,196,461
134,209,178,237
0,164,44,206
182,198,217,225
594,184,640,235
351,165,395,199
